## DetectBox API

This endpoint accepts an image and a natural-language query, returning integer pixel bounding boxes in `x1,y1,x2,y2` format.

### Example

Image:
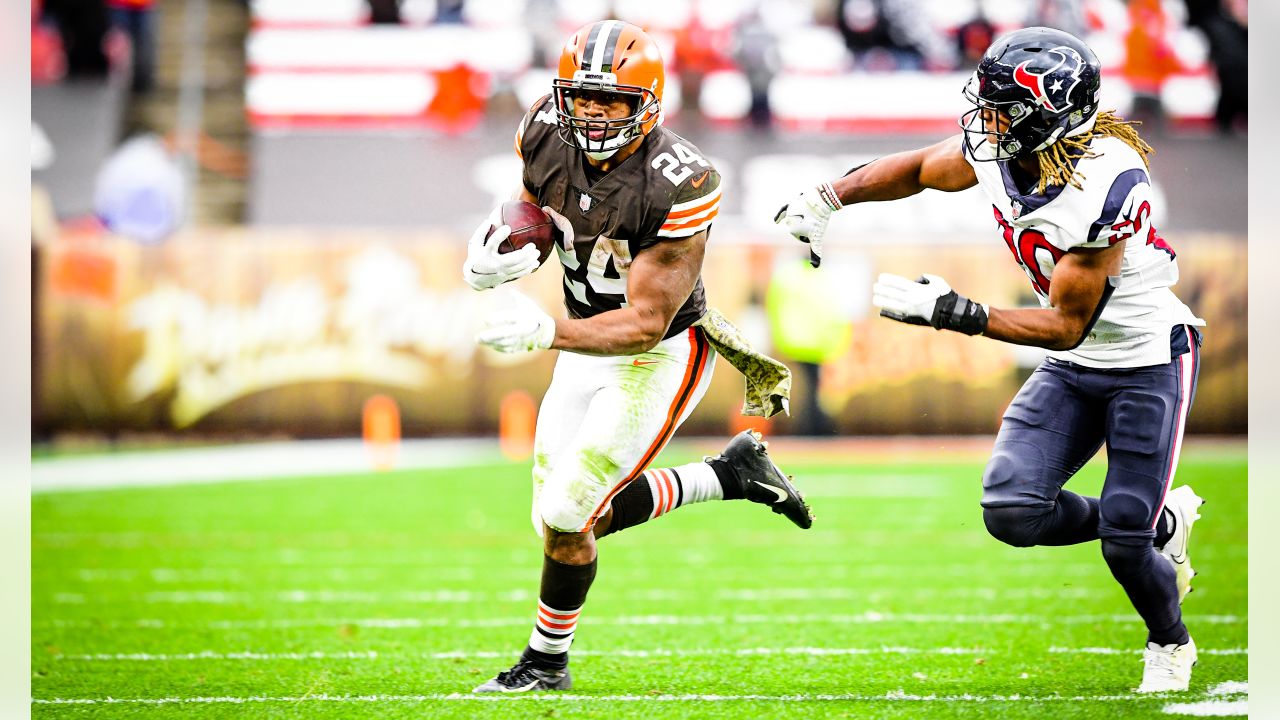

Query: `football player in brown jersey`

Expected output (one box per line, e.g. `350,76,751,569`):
464,21,812,693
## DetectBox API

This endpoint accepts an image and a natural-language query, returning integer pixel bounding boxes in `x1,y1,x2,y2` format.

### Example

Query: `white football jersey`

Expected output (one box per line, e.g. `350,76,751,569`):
965,134,1204,368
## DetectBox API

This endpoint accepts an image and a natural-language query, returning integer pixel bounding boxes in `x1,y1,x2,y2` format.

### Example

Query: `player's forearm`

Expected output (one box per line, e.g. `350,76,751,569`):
550,307,671,356
829,151,928,206
985,306,1091,351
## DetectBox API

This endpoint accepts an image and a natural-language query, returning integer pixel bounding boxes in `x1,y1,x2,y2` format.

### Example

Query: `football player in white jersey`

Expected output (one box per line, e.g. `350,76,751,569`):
775,27,1205,693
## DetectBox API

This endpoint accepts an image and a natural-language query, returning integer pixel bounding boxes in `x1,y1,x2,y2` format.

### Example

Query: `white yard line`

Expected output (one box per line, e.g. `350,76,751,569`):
31,691,1184,705
31,438,501,492
47,586,1100,604
54,646,1250,663
1050,647,1248,656
39,612,1244,630
1162,700,1248,716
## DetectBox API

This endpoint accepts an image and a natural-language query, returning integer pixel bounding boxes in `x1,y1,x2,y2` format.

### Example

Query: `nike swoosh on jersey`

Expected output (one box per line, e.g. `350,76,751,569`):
752,480,788,504
690,171,710,189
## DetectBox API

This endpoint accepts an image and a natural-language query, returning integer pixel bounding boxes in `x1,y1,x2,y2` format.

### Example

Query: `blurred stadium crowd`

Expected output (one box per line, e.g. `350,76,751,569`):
34,0,1247,134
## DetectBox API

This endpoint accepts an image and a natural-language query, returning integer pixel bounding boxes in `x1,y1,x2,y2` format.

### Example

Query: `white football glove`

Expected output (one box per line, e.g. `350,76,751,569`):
773,182,842,268
462,210,542,291
872,273,989,335
476,290,556,353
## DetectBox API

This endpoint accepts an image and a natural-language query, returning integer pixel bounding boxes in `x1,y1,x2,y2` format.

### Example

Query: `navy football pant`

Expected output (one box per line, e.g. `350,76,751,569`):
981,327,1200,645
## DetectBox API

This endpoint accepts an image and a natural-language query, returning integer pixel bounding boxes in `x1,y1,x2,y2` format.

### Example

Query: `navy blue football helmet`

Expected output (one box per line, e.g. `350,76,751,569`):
960,27,1102,162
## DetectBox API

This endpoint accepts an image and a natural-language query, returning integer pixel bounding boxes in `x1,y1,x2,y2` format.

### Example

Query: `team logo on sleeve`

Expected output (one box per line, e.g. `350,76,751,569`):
1013,47,1084,114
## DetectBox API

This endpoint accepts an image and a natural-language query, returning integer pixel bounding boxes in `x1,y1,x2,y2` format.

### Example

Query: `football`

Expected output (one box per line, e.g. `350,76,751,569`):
494,200,558,265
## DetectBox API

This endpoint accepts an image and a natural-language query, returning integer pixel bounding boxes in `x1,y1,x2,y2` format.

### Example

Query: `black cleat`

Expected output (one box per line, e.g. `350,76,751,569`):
711,430,813,529
472,656,572,693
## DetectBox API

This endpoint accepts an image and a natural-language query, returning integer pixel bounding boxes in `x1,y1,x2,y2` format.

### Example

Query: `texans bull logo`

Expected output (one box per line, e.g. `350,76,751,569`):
1013,46,1084,114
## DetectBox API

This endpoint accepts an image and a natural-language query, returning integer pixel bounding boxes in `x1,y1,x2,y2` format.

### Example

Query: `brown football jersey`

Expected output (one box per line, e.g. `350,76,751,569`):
515,95,720,340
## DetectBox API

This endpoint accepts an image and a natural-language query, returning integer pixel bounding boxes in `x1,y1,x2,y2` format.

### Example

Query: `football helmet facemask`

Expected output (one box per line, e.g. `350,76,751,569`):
553,20,664,161
960,26,1102,162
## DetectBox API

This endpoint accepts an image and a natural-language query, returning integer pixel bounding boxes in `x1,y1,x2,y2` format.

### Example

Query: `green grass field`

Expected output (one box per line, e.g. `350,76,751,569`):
31,440,1247,719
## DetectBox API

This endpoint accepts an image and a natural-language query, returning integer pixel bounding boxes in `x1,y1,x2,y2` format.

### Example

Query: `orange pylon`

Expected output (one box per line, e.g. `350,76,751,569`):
499,391,537,461
363,394,401,471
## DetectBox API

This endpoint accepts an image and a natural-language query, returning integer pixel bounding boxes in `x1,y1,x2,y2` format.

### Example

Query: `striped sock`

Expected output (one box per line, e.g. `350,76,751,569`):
596,462,724,537
527,599,580,656
523,555,595,667
646,462,723,519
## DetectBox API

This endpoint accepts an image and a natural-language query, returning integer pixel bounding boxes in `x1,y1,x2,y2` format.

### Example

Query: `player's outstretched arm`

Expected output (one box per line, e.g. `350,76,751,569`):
776,135,976,267
985,241,1124,350
831,134,978,204
550,231,707,356
872,240,1124,350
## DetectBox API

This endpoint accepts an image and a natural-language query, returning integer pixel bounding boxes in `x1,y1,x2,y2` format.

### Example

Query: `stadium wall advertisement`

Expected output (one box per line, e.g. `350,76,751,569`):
33,230,1246,437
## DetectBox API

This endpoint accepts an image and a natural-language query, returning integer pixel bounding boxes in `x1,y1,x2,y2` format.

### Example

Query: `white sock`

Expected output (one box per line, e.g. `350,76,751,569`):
645,461,723,520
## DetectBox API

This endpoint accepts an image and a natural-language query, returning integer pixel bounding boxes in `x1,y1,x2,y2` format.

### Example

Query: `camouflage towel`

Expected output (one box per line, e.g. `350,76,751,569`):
694,307,792,418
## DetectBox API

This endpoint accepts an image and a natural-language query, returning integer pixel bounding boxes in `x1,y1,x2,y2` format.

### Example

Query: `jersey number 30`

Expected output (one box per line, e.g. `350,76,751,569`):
993,206,1063,296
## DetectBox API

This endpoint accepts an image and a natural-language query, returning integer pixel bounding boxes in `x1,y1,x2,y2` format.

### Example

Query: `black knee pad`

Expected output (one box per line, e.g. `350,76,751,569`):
981,442,1048,508
982,505,1047,548
1100,490,1156,536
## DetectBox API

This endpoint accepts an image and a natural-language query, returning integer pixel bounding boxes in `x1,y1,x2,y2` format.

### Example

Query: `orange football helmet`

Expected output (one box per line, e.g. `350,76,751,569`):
553,21,665,160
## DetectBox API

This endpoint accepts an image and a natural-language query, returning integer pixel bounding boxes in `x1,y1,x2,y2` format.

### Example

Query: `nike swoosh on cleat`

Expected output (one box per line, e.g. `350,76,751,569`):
502,680,540,693
752,480,789,504
632,359,659,366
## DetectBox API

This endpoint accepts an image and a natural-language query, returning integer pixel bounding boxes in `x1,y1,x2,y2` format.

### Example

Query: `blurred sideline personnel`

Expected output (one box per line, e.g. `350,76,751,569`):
776,27,1205,693
464,21,812,692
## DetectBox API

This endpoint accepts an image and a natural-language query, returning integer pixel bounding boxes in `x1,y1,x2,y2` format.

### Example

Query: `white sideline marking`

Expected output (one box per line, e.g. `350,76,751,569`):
30,691,1178,705
49,586,1098,604
1162,701,1248,716
54,647,1253,663
1050,647,1248,656
57,647,989,662
1160,682,1248,716
41,612,1245,630
31,438,502,492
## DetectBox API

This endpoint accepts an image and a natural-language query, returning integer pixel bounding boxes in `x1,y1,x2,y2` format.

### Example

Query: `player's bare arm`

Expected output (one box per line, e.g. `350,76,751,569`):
550,230,706,356
774,134,977,266
985,241,1124,350
830,134,978,204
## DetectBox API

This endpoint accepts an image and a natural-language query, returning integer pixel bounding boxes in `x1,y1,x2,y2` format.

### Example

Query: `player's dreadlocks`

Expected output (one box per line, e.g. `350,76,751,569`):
1035,111,1154,194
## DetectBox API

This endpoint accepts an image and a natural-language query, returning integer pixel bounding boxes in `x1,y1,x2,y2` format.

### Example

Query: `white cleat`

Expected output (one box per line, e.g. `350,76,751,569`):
1136,637,1197,693
1157,486,1204,603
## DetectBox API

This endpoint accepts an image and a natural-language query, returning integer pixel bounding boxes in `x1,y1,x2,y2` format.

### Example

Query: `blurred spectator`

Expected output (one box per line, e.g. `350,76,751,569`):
1035,0,1088,40
368,0,401,24
1123,0,1182,119
766,259,854,437
106,0,155,93
436,0,465,24
43,0,111,80
94,134,186,245
837,0,954,71
1184,0,1247,133
954,13,996,69
731,9,780,127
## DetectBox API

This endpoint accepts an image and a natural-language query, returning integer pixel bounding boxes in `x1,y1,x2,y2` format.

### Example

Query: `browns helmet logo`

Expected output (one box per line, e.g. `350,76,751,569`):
1012,47,1084,114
